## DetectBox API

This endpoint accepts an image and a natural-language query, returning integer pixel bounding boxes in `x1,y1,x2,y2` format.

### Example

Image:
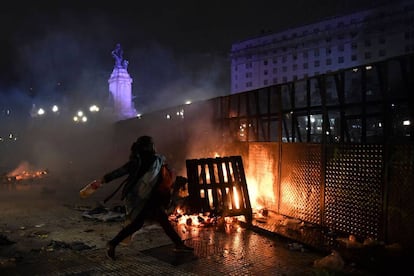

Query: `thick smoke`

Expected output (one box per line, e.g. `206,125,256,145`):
1,0,390,199
0,8,230,199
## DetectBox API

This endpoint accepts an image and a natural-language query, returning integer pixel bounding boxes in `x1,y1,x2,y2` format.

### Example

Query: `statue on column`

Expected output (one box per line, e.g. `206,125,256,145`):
111,43,128,69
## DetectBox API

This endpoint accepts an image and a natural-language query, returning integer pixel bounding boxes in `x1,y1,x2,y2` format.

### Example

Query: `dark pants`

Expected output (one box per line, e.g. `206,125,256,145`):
109,199,183,247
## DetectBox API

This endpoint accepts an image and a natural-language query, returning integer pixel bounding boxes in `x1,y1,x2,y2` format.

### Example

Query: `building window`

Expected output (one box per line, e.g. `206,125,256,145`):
364,40,371,47
314,49,320,57
282,76,287,82
364,52,371,59
379,49,386,57
273,78,278,84
351,42,357,50
273,68,278,73
246,72,252,78
246,63,252,69
246,81,252,87
264,79,268,85
264,60,268,66
338,45,344,52
303,63,308,69
326,47,331,55
273,57,277,64
282,56,287,63
303,51,308,58
379,37,386,44
292,64,298,70
326,59,332,65
351,55,357,61
338,56,344,63
314,60,320,67
282,66,287,72
264,70,268,75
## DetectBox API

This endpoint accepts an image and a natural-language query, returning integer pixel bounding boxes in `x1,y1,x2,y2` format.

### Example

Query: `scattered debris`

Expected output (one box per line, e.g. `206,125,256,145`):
81,205,125,222
29,230,49,239
0,234,15,246
313,250,345,271
44,240,94,252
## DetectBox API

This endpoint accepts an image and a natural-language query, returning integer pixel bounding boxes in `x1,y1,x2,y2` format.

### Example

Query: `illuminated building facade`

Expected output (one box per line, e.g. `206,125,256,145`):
230,1,414,94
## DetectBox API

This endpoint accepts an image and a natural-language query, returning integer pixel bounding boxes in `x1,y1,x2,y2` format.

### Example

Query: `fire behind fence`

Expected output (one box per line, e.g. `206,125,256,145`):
110,53,413,251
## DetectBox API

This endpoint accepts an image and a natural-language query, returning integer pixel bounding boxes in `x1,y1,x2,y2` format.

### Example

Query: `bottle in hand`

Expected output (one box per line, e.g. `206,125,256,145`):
79,179,102,198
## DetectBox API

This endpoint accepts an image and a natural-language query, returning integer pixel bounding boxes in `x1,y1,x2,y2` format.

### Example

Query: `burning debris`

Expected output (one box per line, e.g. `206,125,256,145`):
1,161,48,184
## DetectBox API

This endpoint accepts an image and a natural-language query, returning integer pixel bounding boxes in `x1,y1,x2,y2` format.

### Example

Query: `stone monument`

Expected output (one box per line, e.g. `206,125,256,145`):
108,43,137,120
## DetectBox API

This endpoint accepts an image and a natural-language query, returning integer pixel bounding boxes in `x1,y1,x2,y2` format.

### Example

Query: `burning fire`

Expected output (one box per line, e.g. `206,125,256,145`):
5,161,48,182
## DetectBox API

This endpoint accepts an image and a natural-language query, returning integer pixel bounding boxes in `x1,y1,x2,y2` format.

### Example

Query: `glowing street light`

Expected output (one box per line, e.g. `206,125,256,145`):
37,108,45,116
73,110,88,123
89,105,100,112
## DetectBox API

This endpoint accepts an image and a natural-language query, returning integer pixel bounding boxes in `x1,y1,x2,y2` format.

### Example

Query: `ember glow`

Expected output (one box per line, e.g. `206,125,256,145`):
6,161,48,181
245,172,276,211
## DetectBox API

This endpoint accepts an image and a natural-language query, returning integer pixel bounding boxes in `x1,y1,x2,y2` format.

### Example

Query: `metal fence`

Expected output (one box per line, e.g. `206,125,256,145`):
114,53,414,249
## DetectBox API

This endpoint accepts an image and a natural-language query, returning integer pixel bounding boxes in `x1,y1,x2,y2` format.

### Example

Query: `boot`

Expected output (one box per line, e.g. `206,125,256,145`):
106,242,116,260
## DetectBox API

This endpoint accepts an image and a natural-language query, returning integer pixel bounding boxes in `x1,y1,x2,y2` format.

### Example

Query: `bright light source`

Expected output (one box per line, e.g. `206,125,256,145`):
89,105,99,112
185,100,192,105
365,65,373,70
52,105,59,112
310,116,316,123
73,116,79,122
82,116,87,122
403,120,411,126
37,108,45,116
166,114,171,119
77,110,83,117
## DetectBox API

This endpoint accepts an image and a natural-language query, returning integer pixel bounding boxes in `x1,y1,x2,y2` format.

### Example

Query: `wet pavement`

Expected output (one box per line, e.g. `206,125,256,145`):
0,183,406,275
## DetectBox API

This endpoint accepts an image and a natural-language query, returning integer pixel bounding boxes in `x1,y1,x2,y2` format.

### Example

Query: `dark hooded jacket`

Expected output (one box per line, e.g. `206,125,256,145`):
102,136,165,220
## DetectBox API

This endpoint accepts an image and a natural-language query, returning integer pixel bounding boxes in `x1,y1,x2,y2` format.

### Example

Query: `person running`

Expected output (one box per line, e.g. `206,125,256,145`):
96,135,193,260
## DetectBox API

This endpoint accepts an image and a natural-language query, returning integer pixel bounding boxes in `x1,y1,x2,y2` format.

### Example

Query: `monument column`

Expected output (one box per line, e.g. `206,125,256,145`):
108,43,137,120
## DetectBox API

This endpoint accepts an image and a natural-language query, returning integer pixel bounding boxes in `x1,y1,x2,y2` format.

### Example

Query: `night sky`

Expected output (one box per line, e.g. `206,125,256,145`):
0,0,393,114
